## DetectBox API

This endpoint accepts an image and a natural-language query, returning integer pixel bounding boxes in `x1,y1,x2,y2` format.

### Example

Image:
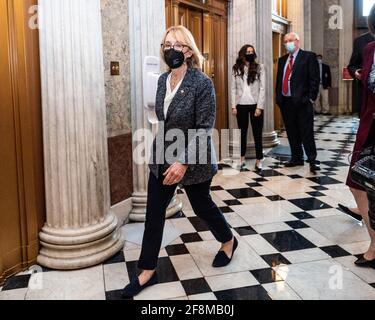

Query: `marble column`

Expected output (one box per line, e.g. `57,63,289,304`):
228,0,278,159
338,0,353,114
128,0,182,222
287,0,306,48
256,0,279,149
37,0,124,270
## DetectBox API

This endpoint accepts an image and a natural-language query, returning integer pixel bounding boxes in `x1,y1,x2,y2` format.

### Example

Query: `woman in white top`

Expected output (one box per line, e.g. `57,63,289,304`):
231,45,266,172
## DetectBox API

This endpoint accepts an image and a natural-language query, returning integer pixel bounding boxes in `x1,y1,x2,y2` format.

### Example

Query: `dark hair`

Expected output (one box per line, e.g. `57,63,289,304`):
317,54,323,59
233,45,260,85
368,4,375,35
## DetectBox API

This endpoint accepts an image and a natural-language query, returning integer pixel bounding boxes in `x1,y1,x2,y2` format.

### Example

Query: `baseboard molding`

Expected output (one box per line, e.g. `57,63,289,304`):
111,198,132,227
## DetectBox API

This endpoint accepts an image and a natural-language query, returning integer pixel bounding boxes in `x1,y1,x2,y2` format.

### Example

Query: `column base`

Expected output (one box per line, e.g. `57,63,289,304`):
129,191,183,222
37,212,124,270
230,131,280,159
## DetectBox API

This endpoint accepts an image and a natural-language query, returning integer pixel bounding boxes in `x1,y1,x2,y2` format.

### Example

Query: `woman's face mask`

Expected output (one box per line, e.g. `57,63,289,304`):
164,49,185,69
245,53,255,63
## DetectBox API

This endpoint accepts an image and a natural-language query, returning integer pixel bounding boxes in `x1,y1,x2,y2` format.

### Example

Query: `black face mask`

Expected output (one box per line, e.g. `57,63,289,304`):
245,54,255,63
164,49,185,69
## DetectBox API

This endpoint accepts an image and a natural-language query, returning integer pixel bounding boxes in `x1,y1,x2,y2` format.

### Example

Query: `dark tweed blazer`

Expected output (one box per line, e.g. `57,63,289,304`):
149,67,218,185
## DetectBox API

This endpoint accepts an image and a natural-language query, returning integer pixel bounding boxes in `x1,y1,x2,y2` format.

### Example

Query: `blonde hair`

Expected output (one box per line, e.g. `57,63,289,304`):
160,25,205,70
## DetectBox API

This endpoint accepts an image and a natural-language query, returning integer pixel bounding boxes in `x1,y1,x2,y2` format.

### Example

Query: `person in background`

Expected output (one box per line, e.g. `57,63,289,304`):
348,23,375,117
231,45,266,172
314,54,332,116
340,4,375,221
275,32,321,173
346,6,375,268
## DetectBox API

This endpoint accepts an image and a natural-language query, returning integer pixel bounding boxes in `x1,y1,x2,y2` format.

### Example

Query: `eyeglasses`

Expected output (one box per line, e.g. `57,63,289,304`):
161,42,190,52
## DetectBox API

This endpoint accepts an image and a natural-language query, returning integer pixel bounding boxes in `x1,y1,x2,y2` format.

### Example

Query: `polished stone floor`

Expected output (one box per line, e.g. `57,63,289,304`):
2,115,375,300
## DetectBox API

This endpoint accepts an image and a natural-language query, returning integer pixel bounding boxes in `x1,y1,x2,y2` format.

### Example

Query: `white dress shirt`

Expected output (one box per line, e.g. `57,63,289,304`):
282,48,300,97
238,69,257,105
164,73,185,118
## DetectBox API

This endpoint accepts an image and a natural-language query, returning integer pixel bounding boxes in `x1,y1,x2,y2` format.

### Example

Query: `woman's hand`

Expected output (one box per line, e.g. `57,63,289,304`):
232,107,237,116
163,162,188,185
254,108,263,117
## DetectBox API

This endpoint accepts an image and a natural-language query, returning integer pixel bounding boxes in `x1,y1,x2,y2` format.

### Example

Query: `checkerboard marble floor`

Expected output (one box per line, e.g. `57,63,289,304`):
2,115,375,300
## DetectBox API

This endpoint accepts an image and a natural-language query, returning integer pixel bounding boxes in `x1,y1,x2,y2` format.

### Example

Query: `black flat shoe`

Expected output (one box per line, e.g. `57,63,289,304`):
212,238,238,268
338,204,362,222
121,272,158,299
354,254,375,268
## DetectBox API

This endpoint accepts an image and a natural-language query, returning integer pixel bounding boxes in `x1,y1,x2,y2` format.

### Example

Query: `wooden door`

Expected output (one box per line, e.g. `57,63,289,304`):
211,14,228,133
0,0,45,284
165,1,229,153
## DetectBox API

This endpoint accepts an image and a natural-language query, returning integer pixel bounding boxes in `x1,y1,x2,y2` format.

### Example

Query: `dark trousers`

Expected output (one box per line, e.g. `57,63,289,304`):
280,98,317,163
138,171,233,270
236,104,264,160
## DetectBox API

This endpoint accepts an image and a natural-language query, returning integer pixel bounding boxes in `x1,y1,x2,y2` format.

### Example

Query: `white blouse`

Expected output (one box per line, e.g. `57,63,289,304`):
164,73,185,118
238,70,257,105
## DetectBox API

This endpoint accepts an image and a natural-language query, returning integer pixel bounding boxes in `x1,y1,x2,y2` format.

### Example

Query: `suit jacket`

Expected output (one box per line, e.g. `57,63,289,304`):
231,64,266,109
348,32,375,79
321,63,332,89
149,67,218,186
276,50,320,107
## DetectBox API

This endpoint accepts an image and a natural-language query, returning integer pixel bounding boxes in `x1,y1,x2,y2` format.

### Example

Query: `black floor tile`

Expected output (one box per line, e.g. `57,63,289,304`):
2,274,31,291
267,195,285,202
126,257,179,284
288,175,304,179
285,220,310,229
126,261,140,281
180,233,203,243
224,200,243,206
103,250,125,265
220,207,234,213
311,186,329,191
250,268,283,284
182,278,211,296
253,178,269,183
227,188,262,199
308,176,342,186
165,244,189,256
153,258,180,284
320,245,351,258
234,226,257,236
306,191,325,197
215,285,271,301
321,161,348,167
211,186,224,191
247,182,262,188
289,198,331,211
261,230,316,252
291,212,315,220
188,217,210,232
261,254,291,267
257,170,284,178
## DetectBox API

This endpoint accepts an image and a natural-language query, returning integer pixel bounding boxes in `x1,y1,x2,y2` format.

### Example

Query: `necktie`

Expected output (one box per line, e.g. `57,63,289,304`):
283,55,294,95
